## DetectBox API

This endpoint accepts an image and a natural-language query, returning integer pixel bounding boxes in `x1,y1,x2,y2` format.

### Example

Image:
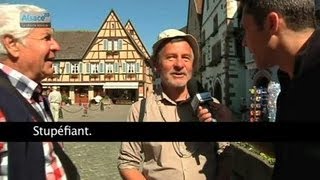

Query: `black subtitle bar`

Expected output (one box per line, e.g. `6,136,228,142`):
0,122,319,142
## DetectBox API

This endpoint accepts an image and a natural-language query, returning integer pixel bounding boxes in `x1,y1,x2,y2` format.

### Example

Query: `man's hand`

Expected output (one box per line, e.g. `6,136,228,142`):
197,105,214,122
197,102,234,122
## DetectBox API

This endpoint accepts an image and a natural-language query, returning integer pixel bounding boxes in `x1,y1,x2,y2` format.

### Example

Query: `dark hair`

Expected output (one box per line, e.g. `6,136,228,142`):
240,0,316,31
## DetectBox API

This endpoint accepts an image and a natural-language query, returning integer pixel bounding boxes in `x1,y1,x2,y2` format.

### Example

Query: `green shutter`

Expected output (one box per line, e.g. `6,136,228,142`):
114,62,118,73
118,39,122,50
54,63,60,74
135,62,140,73
122,62,126,73
104,39,108,50
86,63,90,74
79,62,83,73
65,62,70,74
99,62,105,73
57,63,60,74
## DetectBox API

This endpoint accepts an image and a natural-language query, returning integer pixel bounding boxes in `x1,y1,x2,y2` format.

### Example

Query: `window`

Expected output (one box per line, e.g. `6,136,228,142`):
53,63,60,74
91,63,99,74
71,63,80,74
211,40,222,66
103,39,123,51
65,62,82,74
87,62,105,74
106,63,114,73
122,62,140,73
213,14,218,35
127,62,135,73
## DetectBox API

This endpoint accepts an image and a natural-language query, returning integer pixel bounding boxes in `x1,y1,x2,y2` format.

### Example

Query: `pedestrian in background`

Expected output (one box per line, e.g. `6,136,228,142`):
48,86,62,122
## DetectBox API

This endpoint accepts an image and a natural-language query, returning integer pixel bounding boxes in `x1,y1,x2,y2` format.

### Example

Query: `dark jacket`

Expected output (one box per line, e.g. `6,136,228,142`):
273,29,320,180
0,71,46,180
0,70,79,180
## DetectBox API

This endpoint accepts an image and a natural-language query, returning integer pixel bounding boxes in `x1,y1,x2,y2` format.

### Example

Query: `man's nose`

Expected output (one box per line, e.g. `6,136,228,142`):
51,38,61,51
174,58,185,68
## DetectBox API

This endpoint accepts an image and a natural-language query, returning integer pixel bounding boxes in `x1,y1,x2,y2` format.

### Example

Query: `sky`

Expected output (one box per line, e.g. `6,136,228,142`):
1,0,189,53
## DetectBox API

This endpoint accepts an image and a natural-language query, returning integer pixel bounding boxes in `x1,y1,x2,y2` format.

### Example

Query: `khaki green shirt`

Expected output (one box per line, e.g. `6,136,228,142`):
118,90,217,180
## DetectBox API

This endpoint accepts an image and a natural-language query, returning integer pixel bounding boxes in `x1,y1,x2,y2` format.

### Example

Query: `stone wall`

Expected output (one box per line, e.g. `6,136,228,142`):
231,143,273,180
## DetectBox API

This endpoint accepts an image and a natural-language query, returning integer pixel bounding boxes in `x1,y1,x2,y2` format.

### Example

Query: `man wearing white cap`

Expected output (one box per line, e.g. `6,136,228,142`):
118,29,232,180
48,86,62,122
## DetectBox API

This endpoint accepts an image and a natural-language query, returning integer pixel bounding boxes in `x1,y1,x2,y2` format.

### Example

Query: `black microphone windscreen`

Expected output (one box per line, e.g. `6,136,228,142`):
187,78,206,97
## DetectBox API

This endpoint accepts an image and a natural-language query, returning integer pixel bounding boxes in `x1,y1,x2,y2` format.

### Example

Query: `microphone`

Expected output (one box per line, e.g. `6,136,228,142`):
187,78,217,114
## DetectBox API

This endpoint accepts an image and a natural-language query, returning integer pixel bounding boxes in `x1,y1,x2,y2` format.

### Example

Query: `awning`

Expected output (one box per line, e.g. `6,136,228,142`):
103,82,139,89
42,83,105,86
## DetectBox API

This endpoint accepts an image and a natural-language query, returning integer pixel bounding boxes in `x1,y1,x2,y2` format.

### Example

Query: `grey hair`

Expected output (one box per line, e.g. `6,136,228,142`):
0,4,48,55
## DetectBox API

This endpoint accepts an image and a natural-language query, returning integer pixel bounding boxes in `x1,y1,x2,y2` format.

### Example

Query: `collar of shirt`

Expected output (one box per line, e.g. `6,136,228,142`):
0,63,40,100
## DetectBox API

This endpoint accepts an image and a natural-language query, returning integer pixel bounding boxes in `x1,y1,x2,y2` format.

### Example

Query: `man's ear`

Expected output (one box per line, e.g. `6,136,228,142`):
1,34,20,58
152,61,161,73
266,12,280,34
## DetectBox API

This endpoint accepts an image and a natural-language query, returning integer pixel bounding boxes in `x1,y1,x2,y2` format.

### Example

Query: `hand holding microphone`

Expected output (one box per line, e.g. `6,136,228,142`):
187,78,233,122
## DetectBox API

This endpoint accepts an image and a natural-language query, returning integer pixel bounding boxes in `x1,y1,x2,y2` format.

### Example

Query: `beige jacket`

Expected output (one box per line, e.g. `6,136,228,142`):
118,90,218,180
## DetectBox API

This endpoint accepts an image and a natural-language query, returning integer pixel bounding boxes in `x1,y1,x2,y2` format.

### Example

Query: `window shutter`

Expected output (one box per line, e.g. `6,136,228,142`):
86,63,91,74
108,40,112,51
135,62,140,73
113,40,118,51
58,63,61,74
122,62,126,73
79,62,83,73
114,62,118,73
65,62,70,74
104,39,108,50
99,62,105,73
118,39,122,50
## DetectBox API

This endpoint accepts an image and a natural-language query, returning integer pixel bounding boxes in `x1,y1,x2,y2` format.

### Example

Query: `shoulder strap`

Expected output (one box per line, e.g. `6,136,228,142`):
138,98,146,122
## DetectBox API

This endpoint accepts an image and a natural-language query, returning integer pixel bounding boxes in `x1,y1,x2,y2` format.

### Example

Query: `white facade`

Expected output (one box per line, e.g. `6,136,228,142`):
201,0,245,113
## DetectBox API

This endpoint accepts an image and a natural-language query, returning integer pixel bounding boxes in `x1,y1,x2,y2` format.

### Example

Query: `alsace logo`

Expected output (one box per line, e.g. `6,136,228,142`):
20,11,51,28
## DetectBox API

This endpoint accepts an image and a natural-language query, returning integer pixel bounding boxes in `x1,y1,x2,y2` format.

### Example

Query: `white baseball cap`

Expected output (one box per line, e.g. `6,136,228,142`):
52,86,59,90
151,29,199,66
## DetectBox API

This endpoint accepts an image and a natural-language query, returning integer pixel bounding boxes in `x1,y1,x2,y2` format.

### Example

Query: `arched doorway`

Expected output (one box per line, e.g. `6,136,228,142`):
214,82,222,103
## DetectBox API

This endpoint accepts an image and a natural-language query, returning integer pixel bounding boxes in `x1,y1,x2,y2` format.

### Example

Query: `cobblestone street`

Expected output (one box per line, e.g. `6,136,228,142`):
60,104,131,180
